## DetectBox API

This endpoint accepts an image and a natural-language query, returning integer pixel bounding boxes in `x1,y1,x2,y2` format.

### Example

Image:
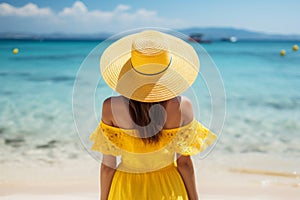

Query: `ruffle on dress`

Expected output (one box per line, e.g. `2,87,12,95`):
90,119,217,156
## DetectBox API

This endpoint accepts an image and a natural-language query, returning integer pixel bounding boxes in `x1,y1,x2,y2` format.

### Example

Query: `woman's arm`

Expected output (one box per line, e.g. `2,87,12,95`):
100,154,116,200
177,155,198,200
100,98,117,200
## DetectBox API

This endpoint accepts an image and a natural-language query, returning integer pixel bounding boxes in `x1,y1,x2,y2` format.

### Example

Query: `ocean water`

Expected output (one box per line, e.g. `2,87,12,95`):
0,39,300,164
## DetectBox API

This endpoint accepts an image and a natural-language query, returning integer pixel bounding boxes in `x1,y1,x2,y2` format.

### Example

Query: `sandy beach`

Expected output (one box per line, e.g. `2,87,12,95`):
1,149,299,200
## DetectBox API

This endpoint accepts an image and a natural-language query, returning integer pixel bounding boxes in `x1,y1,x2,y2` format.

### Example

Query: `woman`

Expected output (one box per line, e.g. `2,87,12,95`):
90,30,216,200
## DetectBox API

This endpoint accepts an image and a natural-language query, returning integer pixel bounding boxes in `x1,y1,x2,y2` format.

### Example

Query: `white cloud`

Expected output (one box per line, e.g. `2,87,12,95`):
58,1,114,22
59,1,87,16
0,1,185,33
114,4,131,12
0,2,52,16
135,9,156,17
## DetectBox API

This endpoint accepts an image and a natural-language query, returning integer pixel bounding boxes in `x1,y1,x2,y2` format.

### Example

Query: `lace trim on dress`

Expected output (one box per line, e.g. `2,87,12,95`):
89,119,217,156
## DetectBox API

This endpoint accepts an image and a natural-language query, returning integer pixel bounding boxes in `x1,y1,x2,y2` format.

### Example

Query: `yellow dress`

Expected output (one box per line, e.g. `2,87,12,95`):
90,119,217,200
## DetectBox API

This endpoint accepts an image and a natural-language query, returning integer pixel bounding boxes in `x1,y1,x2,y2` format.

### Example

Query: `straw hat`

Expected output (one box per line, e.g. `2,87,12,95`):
100,30,200,102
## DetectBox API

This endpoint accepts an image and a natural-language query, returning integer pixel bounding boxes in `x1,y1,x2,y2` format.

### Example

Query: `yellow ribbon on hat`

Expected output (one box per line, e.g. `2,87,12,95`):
131,32,172,75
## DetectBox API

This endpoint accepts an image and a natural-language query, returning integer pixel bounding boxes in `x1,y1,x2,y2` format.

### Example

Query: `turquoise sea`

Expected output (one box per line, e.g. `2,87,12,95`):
0,39,300,164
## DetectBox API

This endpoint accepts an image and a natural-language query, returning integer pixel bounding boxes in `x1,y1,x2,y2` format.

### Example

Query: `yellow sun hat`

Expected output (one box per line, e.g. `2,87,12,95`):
100,30,200,102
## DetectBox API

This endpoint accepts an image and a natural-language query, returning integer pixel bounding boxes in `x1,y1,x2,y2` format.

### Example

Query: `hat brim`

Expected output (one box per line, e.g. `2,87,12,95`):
100,31,200,102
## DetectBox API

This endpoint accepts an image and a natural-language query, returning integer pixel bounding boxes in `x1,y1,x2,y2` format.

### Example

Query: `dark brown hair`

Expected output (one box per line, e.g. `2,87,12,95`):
128,99,166,143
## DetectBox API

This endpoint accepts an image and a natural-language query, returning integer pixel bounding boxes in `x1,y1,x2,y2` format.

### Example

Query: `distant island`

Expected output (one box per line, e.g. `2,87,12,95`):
178,27,300,41
0,27,299,41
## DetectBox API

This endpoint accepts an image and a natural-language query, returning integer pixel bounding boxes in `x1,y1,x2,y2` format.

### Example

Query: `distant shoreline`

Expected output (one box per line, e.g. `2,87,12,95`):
1,27,300,41
0,38,107,42
0,38,299,42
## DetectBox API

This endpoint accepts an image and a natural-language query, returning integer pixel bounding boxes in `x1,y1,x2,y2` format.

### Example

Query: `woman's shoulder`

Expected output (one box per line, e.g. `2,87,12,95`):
103,95,124,104
165,96,192,107
163,96,194,127
102,96,125,125
102,95,194,127
102,96,127,109
179,96,194,125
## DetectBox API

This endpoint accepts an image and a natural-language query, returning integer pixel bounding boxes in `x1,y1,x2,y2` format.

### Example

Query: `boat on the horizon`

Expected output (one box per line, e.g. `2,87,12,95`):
188,33,212,43
221,36,237,42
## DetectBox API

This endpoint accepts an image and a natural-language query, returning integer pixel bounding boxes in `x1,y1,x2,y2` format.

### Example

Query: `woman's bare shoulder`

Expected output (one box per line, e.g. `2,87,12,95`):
101,96,125,125
102,96,125,108
101,97,113,125
178,96,194,125
164,96,194,127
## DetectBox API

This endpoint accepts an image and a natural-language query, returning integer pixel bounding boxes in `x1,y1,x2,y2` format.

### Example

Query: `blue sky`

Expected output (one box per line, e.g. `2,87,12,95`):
0,0,299,34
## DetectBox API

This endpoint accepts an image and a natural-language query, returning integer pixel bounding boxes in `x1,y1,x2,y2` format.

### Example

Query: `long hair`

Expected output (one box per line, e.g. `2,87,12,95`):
128,99,166,143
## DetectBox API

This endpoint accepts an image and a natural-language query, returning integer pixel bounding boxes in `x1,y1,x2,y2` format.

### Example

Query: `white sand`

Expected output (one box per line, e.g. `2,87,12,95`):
0,194,97,200
1,187,299,200
1,152,299,199
0,194,287,200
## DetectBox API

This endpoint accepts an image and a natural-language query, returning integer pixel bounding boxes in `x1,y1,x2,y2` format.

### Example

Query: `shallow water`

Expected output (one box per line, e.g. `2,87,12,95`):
0,39,299,164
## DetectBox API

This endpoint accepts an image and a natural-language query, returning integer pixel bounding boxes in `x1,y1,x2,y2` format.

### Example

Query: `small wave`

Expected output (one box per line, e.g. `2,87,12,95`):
1,71,74,84
27,75,74,83
264,101,299,110
33,113,55,121
0,72,9,76
244,97,300,110
0,127,5,134
241,148,267,154
230,168,300,179
4,137,25,147
51,76,74,82
14,72,32,77
0,71,32,77
36,140,57,149
1,91,13,95
11,54,85,61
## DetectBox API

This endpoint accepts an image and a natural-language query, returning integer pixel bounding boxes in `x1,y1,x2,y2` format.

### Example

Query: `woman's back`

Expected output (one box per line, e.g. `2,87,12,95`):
97,95,195,173
101,95,193,130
